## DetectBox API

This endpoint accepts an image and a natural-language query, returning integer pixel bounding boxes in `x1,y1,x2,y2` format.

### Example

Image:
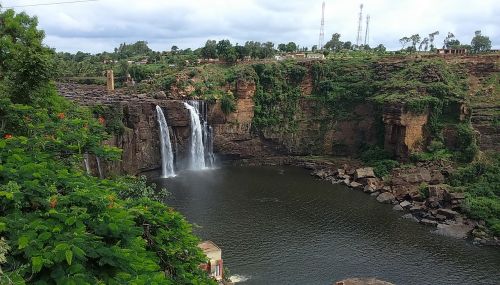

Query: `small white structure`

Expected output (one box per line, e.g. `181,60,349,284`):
198,241,223,281
307,53,325,59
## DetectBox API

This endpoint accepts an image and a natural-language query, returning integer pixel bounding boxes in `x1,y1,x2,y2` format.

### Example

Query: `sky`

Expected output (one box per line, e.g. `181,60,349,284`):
1,0,499,53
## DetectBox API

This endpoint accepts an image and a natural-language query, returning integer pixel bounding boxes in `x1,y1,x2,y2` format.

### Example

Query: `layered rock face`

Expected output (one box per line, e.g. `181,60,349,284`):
58,55,499,174
58,83,191,175
383,103,428,159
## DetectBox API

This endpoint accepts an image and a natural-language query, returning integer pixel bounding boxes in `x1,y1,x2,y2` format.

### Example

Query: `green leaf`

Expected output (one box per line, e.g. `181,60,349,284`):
55,242,69,251
65,250,73,265
0,222,6,232
18,236,29,249
65,216,77,226
38,232,52,241
32,256,43,273
72,246,86,259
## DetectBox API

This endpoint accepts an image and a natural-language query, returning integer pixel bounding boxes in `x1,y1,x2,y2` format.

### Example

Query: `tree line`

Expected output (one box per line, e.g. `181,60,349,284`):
399,30,492,53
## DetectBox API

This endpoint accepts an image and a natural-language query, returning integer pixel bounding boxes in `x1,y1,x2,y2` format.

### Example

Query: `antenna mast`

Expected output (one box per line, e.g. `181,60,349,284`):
319,1,325,50
356,3,364,48
364,14,370,47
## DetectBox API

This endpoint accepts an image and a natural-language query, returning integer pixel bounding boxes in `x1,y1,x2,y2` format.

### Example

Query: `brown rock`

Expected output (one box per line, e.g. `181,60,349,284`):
437,208,459,219
354,167,375,180
377,192,395,204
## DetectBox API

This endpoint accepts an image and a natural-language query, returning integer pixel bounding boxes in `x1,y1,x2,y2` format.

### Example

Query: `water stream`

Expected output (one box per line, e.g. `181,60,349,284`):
156,105,176,178
184,101,215,170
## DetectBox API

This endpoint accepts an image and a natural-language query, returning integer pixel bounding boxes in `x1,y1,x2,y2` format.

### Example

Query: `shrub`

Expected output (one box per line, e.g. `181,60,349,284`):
220,91,237,115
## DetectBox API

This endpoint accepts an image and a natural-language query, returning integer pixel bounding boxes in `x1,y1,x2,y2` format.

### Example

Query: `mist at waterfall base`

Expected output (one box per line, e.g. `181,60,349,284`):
151,166,500,285
155,102,215,179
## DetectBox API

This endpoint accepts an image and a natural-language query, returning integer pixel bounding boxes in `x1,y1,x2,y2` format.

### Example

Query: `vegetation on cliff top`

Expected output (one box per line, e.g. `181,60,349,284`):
0,9,215,284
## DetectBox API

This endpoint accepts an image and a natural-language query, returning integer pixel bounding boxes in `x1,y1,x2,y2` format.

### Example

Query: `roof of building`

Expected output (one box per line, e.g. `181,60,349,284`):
198,240,221,255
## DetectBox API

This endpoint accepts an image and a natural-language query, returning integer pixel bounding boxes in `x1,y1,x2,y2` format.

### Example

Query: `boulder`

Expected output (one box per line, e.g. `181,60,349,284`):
430,170,445,184
402,213,419,223
354,167,375,180
392,204,404,211
350,181,363,189
370,191,380,197
433,223,474,239
399,200,412,209
152,91,167,99
437,208,459,219
376,192,395,204
427,184,449,200
363,184,377,193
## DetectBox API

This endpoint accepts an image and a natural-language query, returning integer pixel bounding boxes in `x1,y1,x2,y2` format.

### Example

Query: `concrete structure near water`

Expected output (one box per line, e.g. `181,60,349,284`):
436,48,468,55
198,241,224,282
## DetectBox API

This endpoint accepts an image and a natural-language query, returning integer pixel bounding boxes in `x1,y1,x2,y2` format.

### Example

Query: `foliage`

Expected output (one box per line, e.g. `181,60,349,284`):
454,123,478,162
470,30,492,53
410,140,453,162
359,146,399,177
448,153,500,235
0,9,215,285
0,10,54,104
220,91,237,115
311,57,375,120
251,62,303,131
91,104,126,136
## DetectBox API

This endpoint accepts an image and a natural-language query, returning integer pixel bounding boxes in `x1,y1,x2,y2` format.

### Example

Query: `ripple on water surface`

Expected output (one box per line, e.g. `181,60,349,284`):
152,166,500,285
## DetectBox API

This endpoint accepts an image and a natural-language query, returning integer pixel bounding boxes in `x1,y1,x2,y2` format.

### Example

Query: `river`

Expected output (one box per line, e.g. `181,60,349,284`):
152,165,500,285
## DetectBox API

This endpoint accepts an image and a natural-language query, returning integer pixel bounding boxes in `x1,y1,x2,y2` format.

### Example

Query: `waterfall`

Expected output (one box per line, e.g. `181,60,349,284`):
83,153,91,175
96,156,104,179
183,100,215,170
156,105,176,178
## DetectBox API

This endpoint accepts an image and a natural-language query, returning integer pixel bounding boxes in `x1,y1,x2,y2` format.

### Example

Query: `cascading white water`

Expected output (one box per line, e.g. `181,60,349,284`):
184,102,207,170
156,105,176,178
83,153,91,175
95,156,103,179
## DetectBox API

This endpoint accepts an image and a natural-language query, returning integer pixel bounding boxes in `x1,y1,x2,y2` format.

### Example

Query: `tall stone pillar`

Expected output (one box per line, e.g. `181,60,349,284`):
106,70,114,91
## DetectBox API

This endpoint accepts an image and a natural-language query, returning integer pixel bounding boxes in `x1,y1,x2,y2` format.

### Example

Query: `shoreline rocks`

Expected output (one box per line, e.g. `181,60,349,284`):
229,155,500,246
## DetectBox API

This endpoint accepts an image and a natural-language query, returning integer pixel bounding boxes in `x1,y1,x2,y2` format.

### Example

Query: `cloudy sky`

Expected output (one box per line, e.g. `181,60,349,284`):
2,0,499,53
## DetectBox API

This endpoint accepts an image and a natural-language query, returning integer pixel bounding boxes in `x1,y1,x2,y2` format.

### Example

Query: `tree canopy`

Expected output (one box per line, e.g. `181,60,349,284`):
0,8,215,285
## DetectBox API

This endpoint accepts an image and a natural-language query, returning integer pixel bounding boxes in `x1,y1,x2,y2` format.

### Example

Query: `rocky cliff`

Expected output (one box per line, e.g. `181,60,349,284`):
57,54,499,175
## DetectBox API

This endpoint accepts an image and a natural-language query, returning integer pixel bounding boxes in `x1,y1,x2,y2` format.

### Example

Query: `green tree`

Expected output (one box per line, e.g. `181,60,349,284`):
216,39,237,63
0,9,54,104
342,41,352,50
410,34,421,52
373,44,386,53
0,8,216,285
278,43,287,52
399,36,411,50
171,45,179,54
470,30,492,53
428,31,439,50
324,33,343,52
285,42,298,53
201,39,217,59
419,37,429,51
234,44,249,60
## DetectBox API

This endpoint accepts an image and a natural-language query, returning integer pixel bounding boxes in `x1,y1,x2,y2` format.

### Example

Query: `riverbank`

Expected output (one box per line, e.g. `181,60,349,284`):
228,155,500,246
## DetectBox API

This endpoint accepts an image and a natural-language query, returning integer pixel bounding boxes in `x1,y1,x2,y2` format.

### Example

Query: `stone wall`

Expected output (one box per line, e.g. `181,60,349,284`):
383,103,428,160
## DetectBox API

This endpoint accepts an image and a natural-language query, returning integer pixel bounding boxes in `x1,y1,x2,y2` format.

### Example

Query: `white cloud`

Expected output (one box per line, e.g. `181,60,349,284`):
3,0,499,52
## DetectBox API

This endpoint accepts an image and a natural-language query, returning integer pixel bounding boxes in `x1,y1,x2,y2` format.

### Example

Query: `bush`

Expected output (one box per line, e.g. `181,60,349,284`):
448,153,500,235
360,146,399,177
220,91,237,115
